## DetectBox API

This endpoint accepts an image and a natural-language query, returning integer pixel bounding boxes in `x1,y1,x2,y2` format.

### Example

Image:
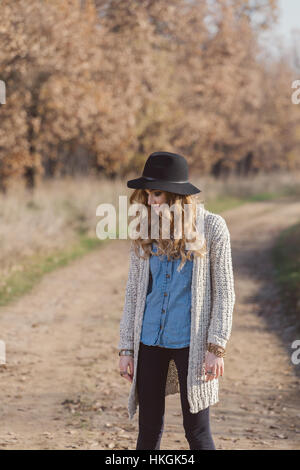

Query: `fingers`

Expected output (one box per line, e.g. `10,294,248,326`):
119,359,134,383
204,350,225,382
205,363,217,382
128,361,134,380
124,373,132,383
120,370,132,383
205,360,223,381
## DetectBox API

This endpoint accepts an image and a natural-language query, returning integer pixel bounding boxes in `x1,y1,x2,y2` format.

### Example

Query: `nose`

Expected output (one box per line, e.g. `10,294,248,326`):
148,193,154,205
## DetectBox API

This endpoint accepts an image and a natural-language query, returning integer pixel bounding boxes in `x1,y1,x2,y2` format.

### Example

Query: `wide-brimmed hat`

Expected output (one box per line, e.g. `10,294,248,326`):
127,151,201,195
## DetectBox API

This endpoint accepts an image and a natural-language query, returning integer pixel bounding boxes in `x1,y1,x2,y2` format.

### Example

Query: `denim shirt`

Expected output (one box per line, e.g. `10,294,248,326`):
140,242,194,348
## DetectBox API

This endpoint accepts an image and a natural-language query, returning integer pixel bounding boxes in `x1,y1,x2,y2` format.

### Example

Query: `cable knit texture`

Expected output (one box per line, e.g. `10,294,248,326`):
118,205,236,421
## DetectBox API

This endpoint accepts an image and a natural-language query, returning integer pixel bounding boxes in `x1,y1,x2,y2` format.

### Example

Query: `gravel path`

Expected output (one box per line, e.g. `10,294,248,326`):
0,199,299,449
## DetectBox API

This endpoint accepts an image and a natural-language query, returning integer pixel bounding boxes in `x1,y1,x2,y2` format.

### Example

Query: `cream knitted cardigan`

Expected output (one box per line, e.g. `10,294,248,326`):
118,205,236,421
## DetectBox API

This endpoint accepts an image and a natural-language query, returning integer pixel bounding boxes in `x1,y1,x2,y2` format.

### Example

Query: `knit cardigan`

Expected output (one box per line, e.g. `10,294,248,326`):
118,204,236,421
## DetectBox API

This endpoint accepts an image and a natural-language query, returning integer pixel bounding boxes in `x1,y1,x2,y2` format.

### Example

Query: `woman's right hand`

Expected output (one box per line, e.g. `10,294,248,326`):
119,356,134,383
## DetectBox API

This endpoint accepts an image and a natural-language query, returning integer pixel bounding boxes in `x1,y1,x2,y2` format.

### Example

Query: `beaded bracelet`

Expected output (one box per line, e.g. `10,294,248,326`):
207,343,226,358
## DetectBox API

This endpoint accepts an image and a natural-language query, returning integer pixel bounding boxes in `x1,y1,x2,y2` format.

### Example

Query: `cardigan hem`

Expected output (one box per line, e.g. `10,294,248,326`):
127,394,220,421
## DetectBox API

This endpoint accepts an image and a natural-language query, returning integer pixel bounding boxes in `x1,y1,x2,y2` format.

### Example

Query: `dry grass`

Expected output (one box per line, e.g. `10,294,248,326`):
192,169,300,201
0,175,124,279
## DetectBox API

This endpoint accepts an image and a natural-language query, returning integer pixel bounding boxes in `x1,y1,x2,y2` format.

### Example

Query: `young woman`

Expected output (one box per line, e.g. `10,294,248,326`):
118,151,235,450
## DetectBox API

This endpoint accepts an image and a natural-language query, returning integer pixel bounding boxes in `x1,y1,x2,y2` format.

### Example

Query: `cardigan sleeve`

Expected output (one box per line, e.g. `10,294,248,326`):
118,242,140,351
207,215,235,350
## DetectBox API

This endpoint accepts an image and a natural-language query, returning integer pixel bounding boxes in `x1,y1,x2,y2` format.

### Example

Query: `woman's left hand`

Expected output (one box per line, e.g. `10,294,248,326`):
204,351,224,381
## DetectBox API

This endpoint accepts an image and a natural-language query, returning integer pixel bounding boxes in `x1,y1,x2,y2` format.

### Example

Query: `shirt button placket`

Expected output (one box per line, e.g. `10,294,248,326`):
159,259,171,344
158,264,165,344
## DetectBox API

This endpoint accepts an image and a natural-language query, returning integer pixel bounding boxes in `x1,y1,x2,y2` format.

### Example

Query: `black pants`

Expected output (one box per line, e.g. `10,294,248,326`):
136,342,216,450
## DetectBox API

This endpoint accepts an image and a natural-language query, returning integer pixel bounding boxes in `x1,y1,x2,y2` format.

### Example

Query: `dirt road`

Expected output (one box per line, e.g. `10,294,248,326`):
0,199,299,450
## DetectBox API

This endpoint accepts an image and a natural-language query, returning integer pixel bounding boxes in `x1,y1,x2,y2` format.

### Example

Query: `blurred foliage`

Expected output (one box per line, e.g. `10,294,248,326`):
1,0,300,191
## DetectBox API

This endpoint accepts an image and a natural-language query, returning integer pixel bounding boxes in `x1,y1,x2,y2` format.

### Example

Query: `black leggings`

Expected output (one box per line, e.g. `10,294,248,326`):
136,342,216,450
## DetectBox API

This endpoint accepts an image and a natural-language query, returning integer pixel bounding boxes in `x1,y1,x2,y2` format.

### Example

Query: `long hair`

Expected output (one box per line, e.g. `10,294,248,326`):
128,189,207,271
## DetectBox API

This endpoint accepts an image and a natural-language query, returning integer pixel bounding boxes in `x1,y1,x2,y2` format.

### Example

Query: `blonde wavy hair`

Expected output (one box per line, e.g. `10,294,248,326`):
129,188,207,271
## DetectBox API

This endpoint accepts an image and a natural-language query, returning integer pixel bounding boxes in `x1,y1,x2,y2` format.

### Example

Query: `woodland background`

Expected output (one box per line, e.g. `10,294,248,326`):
1,0,300,191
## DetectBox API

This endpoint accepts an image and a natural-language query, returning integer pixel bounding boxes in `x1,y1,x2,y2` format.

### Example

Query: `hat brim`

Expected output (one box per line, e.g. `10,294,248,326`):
127,177,201,195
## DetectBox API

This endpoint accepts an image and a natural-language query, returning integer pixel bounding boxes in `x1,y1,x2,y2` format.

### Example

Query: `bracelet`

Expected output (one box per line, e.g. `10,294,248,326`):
207,343,226,358
119,350,134,357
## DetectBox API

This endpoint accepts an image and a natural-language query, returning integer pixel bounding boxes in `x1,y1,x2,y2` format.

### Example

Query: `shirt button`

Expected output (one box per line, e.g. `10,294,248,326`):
164,292,167,296
166,274,170,278
162,308,165,313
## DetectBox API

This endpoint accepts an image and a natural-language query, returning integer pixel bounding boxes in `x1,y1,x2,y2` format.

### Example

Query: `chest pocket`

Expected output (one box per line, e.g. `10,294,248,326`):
149,250,163,276
175,257,193,288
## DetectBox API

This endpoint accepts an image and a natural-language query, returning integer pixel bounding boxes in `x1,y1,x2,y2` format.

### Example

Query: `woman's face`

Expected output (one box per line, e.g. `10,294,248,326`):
145,189,167,213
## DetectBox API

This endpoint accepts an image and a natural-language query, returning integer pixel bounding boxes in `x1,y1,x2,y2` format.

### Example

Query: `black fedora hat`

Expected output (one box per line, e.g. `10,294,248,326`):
127,151,201,196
